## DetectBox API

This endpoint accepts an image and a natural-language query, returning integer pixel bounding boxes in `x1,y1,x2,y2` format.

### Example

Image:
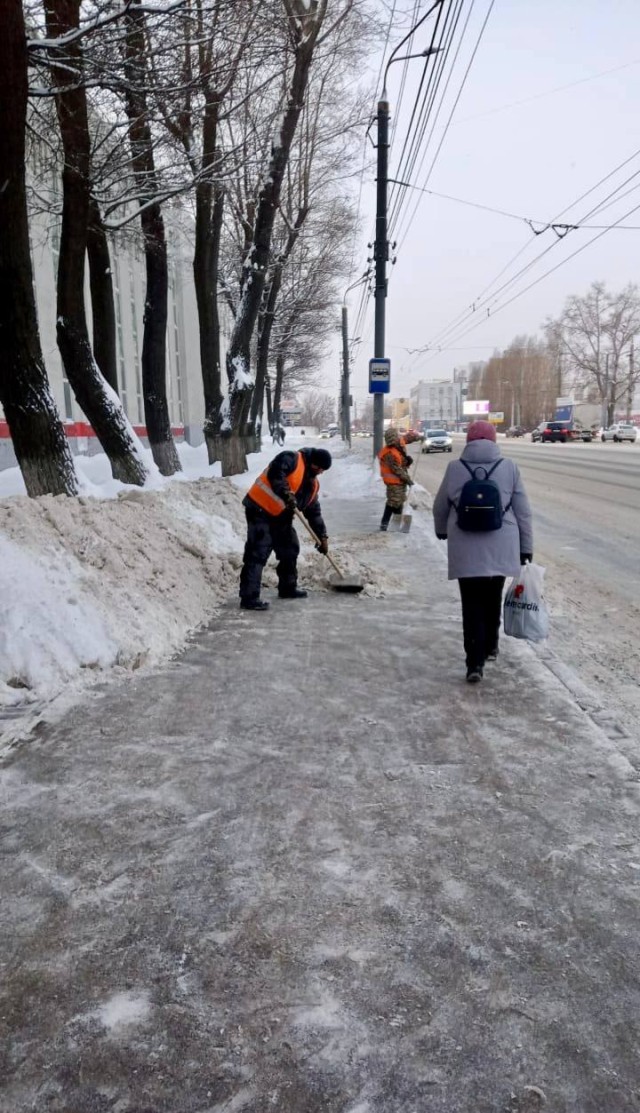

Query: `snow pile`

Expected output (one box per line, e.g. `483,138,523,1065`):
0,436,401,721
0,477,246,709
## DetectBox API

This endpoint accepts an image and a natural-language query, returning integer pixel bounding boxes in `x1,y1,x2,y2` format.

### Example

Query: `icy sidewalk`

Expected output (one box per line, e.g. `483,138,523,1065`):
2,495,640,1113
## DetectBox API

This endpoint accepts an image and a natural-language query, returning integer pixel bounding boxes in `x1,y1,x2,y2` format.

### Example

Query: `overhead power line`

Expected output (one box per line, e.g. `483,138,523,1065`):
393,0,496,252
409,146,640,361
413,196,640,366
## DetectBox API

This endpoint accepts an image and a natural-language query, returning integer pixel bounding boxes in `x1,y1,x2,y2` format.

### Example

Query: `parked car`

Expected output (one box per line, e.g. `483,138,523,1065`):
505,425,526,438
601,422,638,443
421,429,452,453
531,422,547,443
541,420,580,443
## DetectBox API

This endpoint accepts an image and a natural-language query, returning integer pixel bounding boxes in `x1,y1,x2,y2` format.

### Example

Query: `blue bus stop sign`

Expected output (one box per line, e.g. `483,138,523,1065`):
369,358,390,394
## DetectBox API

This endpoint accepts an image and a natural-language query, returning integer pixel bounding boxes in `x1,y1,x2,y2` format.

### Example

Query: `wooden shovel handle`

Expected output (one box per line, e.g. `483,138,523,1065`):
293,507,346,580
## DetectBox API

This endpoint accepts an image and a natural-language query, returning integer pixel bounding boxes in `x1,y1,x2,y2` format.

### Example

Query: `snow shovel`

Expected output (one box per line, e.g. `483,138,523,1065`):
293,508,364,593
400,453,421,533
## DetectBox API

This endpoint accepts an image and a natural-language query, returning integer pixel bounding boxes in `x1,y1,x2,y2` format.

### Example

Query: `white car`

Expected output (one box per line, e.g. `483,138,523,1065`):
421,429,452,453
601,423,638,443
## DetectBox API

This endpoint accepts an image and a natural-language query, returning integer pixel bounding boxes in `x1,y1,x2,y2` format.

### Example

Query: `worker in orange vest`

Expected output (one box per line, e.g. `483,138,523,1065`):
239,447,332,610
378,427,420,531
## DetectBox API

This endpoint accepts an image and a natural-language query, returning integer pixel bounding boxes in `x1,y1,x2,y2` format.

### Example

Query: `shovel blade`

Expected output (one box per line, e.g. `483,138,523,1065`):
328,575,364,593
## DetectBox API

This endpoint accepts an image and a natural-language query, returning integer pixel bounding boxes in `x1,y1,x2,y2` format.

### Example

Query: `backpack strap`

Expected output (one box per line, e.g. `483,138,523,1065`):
453,457,512,514
484,459,515,513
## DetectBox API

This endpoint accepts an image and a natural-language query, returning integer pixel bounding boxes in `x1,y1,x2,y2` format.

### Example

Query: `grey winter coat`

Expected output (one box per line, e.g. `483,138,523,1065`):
432,440,533,580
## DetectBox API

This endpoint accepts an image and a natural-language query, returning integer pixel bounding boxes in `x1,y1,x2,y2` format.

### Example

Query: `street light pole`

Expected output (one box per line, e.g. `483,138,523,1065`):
342,275,368,446
502,381,515,427
372,29,444,457
373,90,389,458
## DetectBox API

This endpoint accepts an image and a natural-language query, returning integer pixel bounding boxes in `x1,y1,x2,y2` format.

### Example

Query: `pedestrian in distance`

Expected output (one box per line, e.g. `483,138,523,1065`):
432,420,533,683
239,447,332,611
378,427,421,531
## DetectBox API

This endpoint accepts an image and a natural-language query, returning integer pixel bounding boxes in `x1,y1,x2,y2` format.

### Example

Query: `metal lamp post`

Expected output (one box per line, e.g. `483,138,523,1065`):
372,26,445,457
502,381,515,427
342,275,368,445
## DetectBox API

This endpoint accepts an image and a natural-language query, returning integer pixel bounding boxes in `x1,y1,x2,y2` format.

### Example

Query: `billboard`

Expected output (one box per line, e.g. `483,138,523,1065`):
463,399,490,415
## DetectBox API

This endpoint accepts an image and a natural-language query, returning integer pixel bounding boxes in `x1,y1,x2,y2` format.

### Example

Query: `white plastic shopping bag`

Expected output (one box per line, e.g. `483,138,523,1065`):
503,562,549,642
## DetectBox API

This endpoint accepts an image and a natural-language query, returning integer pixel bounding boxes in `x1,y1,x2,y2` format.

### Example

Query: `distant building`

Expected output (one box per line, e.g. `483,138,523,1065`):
410,378,460,429
0,144,230,471
278,400,303,427
390,397,410,429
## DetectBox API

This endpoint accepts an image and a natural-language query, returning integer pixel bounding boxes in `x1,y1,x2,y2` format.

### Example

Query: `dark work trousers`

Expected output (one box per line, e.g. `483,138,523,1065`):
380,503,402,528
458,576,506,670
239,509,300,602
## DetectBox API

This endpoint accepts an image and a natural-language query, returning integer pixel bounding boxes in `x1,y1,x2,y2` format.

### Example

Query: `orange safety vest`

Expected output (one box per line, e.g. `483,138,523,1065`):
378,445,405,486
247,452,319,516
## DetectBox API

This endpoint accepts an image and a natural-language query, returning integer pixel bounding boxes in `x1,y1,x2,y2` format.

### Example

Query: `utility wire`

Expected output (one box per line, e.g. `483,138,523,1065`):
443,57,640,130
390,0,470,238
387,0,455,229
414,196,640,366
345,0,399,284
427,174,640,352
412,146,640,358
395,0,496,252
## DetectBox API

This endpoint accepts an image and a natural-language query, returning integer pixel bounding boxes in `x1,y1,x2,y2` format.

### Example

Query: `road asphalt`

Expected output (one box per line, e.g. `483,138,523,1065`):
2,495,640,1113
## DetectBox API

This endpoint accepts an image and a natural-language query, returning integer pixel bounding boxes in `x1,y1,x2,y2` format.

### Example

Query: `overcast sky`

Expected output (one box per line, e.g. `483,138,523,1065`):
339,0,640,412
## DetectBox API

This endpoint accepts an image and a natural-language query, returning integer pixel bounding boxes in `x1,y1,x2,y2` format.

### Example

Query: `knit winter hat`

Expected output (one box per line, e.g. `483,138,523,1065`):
309,448,332,470
384,427,401,446
466,420,497,443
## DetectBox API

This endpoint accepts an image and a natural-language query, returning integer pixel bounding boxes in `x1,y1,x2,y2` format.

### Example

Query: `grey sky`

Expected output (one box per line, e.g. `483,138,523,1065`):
342,0,640,410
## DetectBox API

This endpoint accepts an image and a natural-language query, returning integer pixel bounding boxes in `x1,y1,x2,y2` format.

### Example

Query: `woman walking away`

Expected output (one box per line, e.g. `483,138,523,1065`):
432,421,533,683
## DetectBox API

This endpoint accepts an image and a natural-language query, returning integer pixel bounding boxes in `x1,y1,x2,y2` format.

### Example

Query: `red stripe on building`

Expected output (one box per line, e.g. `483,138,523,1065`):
0,420,184,440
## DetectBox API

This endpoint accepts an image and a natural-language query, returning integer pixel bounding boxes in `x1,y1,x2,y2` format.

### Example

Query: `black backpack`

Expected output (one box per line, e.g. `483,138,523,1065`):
454,459,510,532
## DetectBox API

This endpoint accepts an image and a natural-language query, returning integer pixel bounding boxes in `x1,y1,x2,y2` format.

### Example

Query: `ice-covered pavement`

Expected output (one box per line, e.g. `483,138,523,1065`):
2,464,640,1113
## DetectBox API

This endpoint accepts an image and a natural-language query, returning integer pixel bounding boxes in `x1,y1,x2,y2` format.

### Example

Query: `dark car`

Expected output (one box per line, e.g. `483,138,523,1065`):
541,420,580,443
505,425,526,438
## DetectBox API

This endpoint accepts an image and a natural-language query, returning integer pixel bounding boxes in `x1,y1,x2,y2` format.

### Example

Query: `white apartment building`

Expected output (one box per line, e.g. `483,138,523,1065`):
1,158,228,470
410,378,461,428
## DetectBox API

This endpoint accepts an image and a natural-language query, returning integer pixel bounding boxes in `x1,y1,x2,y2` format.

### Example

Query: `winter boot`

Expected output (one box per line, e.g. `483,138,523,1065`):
466,666,483,684
278,588,308,599
380,504,393,531
240,598,269,611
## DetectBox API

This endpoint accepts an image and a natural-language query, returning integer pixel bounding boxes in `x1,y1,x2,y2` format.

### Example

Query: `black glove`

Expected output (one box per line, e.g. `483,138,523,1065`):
315,536,329,555
284,490,297,511
436,533,447,541
405,454,414,467
520,552,533,564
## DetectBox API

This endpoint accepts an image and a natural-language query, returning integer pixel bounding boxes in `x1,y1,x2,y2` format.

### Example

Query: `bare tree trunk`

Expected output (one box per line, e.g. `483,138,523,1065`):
87,198,118,394
0,0,77,496
44,0,147,486
273,350,286,424
123,0,180,476
250,204,308,445
222,11,324,477
194,172,225,464
265,376,273,434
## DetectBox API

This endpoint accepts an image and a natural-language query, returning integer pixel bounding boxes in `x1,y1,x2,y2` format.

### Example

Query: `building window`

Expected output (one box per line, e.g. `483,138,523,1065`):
128,257,143,423
113,255,128,414
171,268,184,425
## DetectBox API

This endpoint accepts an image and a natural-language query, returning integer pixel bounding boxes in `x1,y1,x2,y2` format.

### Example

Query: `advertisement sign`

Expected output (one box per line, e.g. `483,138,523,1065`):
369,358,390,394
462,399,490,415
488,412,504,424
